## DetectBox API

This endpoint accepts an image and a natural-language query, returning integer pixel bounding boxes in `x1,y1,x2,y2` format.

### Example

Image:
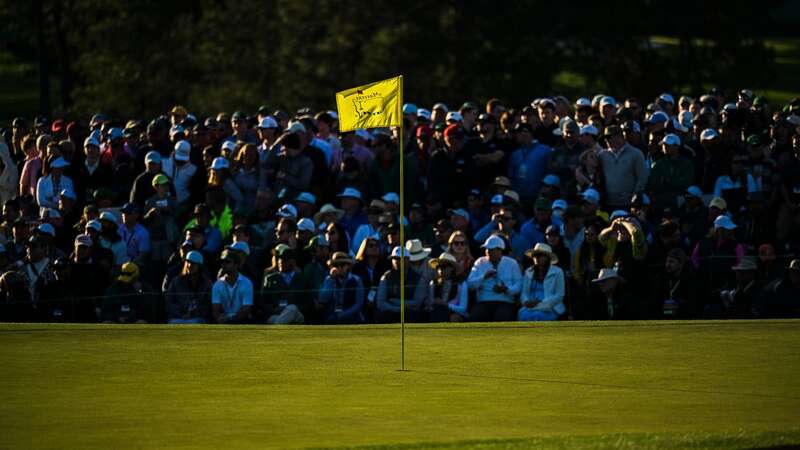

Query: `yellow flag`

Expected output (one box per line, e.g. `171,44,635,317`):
335,76,403,132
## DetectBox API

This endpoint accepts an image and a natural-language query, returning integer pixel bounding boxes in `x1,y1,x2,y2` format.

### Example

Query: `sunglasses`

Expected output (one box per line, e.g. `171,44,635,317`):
222,259,237,265
452,240,466,246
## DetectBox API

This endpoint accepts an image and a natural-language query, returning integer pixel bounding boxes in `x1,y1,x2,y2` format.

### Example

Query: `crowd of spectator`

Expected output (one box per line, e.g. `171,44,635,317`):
1,89,799,324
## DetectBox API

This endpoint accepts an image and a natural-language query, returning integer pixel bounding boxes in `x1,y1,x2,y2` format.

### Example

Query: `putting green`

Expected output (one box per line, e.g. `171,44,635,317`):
1,321,798,449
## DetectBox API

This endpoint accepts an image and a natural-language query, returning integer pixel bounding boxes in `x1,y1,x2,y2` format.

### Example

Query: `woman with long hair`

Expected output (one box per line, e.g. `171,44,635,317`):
575,148,606,194
208,157,244,209
446,230,473,282
519,243,565,321
352,235,389,322
232,144,260,209
428,252,469,322
325,222,351,255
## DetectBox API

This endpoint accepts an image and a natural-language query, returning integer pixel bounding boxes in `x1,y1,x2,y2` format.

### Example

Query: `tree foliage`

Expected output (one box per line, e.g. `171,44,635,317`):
0,0,784,119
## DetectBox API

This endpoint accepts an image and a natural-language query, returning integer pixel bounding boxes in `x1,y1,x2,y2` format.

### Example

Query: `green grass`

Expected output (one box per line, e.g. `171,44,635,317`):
1,321,799,450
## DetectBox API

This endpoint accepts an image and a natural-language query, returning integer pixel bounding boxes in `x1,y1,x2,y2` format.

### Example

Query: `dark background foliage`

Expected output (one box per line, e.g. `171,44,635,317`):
0,0,797,121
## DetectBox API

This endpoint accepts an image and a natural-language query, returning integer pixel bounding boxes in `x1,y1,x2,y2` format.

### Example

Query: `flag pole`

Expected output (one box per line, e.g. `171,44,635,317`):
398,75,406,371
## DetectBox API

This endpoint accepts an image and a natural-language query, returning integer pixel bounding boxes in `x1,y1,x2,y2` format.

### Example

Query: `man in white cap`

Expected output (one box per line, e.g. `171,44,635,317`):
592,267,637,319
375,246,425,323
161,140,197,205
130,151,165,208
36,157,74,210
648,133,694,209
467,235,522,321
691,214,745,298
212,249,254,324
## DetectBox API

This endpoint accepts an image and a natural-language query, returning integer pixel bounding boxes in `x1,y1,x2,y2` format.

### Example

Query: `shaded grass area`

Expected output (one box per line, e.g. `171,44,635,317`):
0,321,798,449
320,429,800,449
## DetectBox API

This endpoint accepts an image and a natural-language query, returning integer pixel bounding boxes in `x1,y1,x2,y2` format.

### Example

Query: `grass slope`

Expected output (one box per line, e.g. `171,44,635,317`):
0,321,798,450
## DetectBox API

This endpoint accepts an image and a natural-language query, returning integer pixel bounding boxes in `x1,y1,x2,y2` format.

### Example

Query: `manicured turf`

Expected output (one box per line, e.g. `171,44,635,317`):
1,321,799,449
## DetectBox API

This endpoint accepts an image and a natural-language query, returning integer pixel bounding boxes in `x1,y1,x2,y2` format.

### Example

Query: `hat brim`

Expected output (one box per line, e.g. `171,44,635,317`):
313,209,344,223
407,249,431,262
525,249,559,265
328,258,354,267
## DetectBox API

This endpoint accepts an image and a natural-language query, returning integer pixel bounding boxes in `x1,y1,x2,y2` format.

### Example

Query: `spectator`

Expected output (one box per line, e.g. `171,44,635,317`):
165,251,212,324
212,249,254,324
508,123,550,204
592,267,637,319
653,248,696,319
375,246,424,323
352,235,390,320
118,203,151,266
598,125,648,210
101,262,156,323
319,251,365,324
648,133,694,210
36,157,74,210
518,243,565,321
467,235,522,322
428,252,469,322
258,244,308,324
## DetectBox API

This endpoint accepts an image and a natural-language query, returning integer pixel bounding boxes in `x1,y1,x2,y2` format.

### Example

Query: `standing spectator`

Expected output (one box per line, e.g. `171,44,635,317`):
165,251,212,324
0,139,19,205
598,125,648,210
36,157,74,210
273,131,313,200
467,235,522,322
648,134,694,210
74,136,112,202
161,140,197,206
518,243,565,321
508,123,550,204
713,155,757,214
212,249,254,324
129,151,163,209
118,203,150,266
575,148,606,194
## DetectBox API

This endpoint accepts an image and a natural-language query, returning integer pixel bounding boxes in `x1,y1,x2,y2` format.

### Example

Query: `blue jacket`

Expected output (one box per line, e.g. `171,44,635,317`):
319,273,365,323
508,142,551,199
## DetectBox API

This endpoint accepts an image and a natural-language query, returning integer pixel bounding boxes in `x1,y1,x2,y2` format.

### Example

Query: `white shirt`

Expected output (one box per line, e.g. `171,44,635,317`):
212,274,254,318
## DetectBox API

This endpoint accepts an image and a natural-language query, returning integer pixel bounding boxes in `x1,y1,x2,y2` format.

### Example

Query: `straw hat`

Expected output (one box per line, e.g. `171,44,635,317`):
405,239,431,262
327,251,354,267
525,243,559,264
592,268,624,283
314,204,344,223
429,252,458,270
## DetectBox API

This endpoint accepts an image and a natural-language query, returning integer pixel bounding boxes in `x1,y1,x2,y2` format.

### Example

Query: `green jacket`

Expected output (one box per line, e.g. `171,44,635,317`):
647,156,694,208
258,268,309,321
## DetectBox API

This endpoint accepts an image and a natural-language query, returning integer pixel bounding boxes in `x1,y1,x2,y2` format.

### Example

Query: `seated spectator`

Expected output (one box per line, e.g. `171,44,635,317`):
519,243,565,321
258,244,307,324
592,267,636,320
318,251,364,324
101,262,157,323
653,248,696,319
165,251,212,324
467,235,522,322
352,235,390,320
760,259,800,318
428,252,469,322
376,246,424,323
445,230,474,282
212,249,254,324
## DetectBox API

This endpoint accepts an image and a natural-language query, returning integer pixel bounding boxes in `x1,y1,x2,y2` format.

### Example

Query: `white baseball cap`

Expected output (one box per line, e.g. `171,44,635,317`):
481,235,506,250
174,140,191,162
